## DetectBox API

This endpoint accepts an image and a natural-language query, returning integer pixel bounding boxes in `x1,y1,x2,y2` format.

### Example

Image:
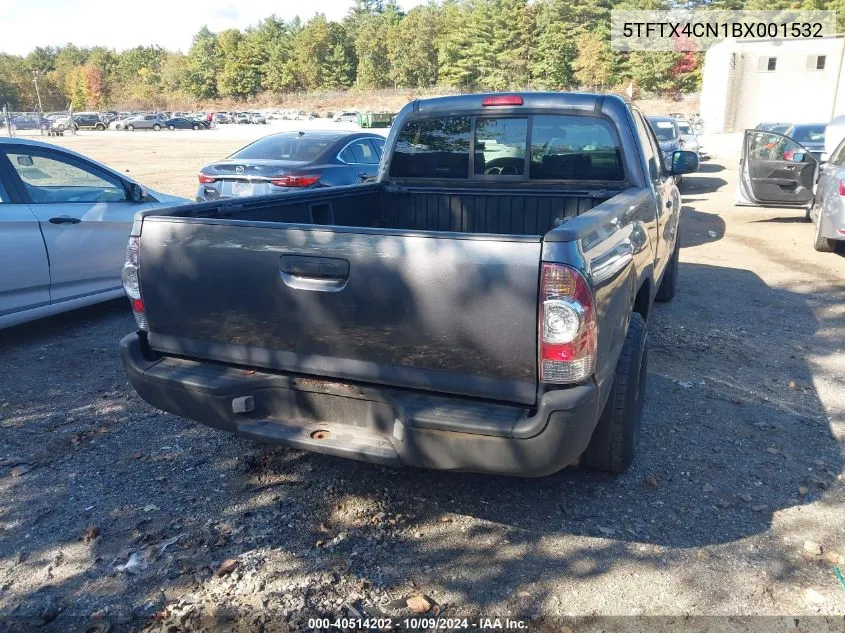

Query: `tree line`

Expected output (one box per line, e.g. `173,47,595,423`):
1,0,832,112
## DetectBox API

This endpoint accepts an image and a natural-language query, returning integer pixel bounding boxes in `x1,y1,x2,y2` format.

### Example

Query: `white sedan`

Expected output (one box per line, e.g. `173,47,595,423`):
0,137,187,329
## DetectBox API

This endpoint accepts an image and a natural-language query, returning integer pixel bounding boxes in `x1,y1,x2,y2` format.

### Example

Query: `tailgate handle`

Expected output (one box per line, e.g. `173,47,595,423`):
280,255,349,292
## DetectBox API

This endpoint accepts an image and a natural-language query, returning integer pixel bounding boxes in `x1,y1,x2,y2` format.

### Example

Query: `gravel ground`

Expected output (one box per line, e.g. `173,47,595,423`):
1,143,845,632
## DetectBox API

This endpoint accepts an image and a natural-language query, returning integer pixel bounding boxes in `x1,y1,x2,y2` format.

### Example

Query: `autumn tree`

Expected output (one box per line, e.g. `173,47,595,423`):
573,30,615,89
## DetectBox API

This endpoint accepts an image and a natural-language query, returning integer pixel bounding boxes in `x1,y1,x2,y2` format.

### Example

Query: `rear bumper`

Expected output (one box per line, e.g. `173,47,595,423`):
122,333,601,477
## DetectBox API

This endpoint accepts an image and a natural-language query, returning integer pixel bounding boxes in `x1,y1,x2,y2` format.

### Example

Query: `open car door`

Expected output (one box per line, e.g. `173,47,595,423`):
737,130,818,207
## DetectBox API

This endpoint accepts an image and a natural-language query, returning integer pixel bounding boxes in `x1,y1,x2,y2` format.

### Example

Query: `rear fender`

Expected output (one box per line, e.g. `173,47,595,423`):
542,188,656,402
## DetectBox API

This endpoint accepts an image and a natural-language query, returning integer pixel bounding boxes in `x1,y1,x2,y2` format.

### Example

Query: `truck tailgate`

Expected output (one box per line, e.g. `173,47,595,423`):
139,219,542,405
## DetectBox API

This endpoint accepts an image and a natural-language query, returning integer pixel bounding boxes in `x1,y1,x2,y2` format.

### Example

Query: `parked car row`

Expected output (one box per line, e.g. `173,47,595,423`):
111,113,211,131
645,115,705,184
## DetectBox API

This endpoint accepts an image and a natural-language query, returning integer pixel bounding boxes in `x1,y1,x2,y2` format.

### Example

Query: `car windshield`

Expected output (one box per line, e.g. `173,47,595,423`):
676,121,693,135
791,125,826,143
649,120,678,142
230,134,336,161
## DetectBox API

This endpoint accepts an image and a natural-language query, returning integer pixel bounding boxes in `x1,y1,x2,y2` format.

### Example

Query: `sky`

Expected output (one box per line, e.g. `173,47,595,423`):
0,0,425,56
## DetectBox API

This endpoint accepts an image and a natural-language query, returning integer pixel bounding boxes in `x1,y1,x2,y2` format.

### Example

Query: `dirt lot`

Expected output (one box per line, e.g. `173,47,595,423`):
1,133,845,632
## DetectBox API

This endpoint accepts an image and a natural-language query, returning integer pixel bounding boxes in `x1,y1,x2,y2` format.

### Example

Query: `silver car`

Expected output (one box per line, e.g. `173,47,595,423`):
737,129,843,252
0,138,187,328
124,114,168,131
334,111,358,123
809,139,845,252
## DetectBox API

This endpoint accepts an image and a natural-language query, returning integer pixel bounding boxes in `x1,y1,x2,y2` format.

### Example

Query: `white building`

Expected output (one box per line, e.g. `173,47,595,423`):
701,34,845,133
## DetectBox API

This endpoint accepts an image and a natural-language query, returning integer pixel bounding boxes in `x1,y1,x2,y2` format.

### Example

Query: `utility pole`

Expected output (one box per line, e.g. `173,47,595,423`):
33,71,43,114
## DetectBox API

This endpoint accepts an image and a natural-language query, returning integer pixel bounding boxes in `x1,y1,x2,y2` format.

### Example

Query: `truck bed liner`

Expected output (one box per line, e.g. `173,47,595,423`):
172,186,610,236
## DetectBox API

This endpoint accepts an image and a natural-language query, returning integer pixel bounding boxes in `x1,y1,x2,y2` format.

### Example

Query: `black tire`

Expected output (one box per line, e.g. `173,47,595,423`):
805,207,812,222
192,124,199,130
168,124,175,131
813,213,835,252
655,229,680,302
95,123,104,131
581,312,648,473
127,124,135,131
153,124,161,131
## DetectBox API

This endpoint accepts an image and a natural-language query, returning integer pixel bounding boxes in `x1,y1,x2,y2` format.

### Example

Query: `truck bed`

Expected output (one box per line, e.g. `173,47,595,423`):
172,184,612,236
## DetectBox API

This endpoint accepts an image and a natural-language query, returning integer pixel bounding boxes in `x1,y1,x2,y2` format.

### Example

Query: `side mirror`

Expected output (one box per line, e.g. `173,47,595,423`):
129,182,148,202
671,150,699,175
791,152,806,163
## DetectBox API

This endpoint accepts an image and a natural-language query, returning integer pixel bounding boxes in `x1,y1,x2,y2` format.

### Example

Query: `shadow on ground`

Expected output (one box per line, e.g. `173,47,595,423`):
0,248,841,628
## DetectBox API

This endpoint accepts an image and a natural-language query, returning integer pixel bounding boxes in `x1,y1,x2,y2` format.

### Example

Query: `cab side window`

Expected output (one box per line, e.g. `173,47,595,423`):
633,111,663,181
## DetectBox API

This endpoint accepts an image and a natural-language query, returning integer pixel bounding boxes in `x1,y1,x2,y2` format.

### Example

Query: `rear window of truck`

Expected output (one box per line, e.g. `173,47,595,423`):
390,114,625,182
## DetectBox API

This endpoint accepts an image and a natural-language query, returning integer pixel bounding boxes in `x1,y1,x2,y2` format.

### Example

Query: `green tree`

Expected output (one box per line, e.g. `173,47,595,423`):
627,51,682,93
388,5,440,87
487,0,533,89
530,0,579,88
324,24,356,89
24,47,57,74
186,26,222,98
217,29,264,98
292,15,337,90
437,0,486,88
160,52,189,93
354,10,398,88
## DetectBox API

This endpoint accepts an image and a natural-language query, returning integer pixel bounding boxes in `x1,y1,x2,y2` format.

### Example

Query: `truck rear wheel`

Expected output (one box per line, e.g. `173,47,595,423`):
655,230,680,302
580,312,647,474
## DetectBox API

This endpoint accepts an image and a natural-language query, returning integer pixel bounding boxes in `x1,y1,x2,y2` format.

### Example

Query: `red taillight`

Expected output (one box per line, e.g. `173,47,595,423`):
482,95,523,107
198,173,216,184
270,174,320,187
838,179,845,196
539,263,596,384
121,236,148,331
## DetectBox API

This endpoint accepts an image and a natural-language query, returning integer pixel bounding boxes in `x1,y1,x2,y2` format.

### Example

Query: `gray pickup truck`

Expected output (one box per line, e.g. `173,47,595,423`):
120,93,698,476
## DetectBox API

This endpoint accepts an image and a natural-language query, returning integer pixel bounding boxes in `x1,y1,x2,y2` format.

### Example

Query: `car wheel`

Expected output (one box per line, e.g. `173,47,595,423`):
813,212,836,252
95,123,104,130
168,125,175,131
655,227,680,302
805,207,812,222
580,312,648,474
153,124,161,131
192,124,199,130
127,124,135,131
